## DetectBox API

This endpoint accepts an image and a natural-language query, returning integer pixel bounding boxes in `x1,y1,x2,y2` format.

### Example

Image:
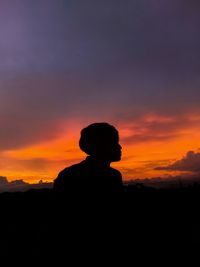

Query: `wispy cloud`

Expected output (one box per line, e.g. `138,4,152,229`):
117,112,200,145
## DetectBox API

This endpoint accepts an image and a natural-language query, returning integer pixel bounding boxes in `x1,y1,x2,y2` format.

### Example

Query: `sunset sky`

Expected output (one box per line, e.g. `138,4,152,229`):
1,0,200,183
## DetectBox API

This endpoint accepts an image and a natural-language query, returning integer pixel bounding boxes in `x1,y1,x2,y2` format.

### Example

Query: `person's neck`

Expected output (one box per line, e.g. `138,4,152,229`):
87,156,111,168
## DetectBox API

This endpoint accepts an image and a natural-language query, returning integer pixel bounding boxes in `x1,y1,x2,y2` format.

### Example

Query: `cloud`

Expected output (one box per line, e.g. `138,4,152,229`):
0,176,9,186
155,150,200,173
117,113,200,145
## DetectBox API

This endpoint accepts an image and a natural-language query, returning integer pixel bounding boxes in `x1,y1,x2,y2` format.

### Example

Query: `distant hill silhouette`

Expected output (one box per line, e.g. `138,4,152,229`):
125,174,200,188
1,174,200,193
0,176,52,192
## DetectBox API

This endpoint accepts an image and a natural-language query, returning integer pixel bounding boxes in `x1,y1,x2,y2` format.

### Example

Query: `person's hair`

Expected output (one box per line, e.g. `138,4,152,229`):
79,122,118,155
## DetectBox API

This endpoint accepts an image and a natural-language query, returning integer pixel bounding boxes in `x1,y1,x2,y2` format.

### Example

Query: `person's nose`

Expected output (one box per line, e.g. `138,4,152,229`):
119,144,122,150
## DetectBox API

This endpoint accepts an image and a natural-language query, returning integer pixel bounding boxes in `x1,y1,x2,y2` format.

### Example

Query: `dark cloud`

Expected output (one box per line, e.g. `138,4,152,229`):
139,159,174,168
120,159,174,177
155,150,200,172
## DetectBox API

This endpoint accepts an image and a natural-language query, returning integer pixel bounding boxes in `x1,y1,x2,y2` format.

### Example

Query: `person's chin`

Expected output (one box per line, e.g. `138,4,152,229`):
112,155,121,162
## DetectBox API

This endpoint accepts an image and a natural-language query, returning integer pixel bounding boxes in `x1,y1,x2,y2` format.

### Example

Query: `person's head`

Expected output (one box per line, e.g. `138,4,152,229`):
79,122,122,162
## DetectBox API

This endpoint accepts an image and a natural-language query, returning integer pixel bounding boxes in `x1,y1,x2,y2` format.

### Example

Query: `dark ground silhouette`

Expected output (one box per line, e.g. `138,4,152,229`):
0,184,199,262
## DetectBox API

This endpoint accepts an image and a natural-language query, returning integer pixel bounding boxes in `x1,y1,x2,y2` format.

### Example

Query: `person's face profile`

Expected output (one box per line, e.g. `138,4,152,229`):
106,135,122,162
93,131,122,162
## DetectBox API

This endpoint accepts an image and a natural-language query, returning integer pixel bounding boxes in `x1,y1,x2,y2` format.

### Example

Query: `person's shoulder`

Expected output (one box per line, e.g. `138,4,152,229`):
53,161,85,190
108,167,124,189
57,161,85,178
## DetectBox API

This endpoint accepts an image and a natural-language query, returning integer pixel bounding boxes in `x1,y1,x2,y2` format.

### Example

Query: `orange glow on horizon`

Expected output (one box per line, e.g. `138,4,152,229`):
1,113,200,183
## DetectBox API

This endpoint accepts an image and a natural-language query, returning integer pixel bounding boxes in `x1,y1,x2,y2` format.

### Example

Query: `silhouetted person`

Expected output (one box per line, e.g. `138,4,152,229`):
53,122,123,198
